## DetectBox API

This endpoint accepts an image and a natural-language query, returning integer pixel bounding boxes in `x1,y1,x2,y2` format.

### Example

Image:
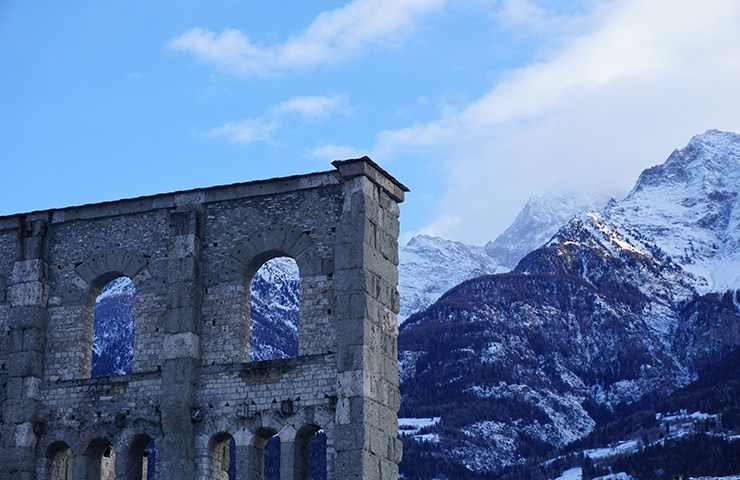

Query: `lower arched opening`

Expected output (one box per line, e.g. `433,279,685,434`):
127,434,156,480
85,438,116,480
47,441,73,480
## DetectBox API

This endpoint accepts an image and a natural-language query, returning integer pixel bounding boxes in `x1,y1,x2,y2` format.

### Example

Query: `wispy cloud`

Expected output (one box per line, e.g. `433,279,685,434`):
310,143,362,161
168,0,446,75
208,118,277,144
272,94,350,119
371,0,740,243
208,95,349,144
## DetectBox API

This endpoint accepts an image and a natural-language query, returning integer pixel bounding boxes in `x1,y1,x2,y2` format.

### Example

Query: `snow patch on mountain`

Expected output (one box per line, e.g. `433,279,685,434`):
96,276,135,303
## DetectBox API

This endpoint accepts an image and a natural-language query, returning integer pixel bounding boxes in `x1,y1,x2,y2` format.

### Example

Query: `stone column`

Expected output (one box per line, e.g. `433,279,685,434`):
278,425,299,480
1,217,49,479
159,207,203,479
72,451,89,480
332,159,406,480
232,430,261,480
234,443,265,480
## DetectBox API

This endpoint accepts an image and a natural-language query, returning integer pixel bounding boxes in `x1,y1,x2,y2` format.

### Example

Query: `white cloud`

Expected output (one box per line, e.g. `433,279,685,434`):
168,0,446,75
310,144,362,161
273,95,349,119
373,0,740,244
209,95,348,144
208,118,277,144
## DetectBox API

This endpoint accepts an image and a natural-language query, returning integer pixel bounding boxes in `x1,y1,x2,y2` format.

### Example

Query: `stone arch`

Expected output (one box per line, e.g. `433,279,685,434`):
72,249,149,379
221,225,333,360
120,431,158,480
290,407,335,480
46,440,73,480
207,431,236,480
74,249,149,292
85,437,116,480
228,226,322,280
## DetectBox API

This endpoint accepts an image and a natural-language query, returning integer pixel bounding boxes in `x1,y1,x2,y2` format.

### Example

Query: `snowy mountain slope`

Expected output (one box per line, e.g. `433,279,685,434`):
485,192,612,270
604,129,740,293
398,131,740,476
398,268,693,473
398,235,504,322
397,193,607,323
249,257,301,360
92,276,136,377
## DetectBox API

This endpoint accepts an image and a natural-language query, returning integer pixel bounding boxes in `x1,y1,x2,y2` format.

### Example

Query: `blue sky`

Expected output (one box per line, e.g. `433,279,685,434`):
2,1,740,244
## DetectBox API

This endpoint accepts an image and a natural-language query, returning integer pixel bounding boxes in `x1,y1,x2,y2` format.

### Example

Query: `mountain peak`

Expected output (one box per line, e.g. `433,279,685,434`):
485,191,612,269
687,128,740,151
634,130,740,194
607,129,740,292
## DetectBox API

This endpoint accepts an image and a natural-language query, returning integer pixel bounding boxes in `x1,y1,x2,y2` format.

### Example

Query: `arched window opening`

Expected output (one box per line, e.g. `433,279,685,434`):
47,442,72,480
296,425,326,480
250,257,300,361
86,439,115,480
261,432,281,480
127,434,156,480
308,430,327,480
92,276,135,377
210,433,236,480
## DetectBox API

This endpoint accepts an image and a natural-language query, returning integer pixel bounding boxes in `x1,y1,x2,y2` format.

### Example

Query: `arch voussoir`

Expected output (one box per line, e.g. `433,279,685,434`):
74,249,149,289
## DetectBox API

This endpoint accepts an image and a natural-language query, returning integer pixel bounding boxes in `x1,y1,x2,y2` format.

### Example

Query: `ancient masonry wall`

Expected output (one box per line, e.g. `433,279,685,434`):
0,157,407,480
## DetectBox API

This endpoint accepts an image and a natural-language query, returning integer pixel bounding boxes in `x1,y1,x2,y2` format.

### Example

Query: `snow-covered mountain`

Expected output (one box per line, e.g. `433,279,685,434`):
604,129,740,293
248,257,300,361
92,276,136,377
485,192,612,270
398,192,608,322
398,235,504,322
397,130,740,476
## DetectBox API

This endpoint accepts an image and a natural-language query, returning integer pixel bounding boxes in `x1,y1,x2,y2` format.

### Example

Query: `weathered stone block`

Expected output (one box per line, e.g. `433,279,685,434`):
9,351,43,378
7,281,47,306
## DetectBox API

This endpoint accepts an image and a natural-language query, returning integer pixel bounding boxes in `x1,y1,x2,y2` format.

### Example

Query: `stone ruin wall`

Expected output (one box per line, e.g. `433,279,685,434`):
0,158,407,480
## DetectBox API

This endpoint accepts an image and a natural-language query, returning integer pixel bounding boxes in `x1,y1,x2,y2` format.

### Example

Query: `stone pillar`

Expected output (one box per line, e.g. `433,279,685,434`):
159,207,203,479
279,425,300,480
1,217,49,479
233,443,251,480
72,451,88,480
234,443,265,480
332,159,406,480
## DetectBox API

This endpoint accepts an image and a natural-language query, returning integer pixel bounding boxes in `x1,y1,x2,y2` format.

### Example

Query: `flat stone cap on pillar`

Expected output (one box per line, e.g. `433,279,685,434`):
332,156,410,203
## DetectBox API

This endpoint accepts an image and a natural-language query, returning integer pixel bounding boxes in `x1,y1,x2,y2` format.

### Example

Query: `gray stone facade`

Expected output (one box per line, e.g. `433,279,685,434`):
0,158,407,480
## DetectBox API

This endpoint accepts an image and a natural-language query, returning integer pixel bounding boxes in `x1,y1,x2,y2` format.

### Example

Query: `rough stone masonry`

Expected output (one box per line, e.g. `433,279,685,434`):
0,157,408,480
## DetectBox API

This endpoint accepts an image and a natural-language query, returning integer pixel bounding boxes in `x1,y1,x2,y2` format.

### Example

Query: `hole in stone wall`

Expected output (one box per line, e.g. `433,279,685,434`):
292,425,326,480
128,434,156,480
85,439,116,480
91,276,135,378
249,257,300,361
263,434,281,480
307,430,328,479
210,433,236,480
47,441,73,480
